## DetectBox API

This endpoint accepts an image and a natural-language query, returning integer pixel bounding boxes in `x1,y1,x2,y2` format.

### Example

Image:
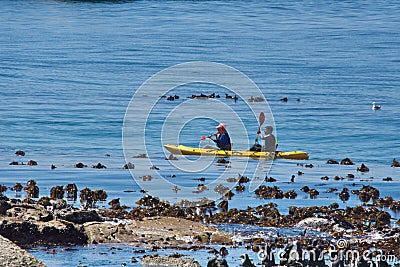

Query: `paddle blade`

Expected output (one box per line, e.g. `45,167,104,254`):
200,135,206,143
259,112,265,126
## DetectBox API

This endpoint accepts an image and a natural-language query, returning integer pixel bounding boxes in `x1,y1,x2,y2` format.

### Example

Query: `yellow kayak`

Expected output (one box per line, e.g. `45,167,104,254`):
164,144,309,160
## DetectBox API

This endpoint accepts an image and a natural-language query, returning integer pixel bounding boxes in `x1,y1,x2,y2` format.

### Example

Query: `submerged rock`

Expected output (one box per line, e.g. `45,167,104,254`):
326,159,339,164
216,158,229,164
92,163,106,169
301,186,310,193
0,199,11,215
353,185,380,202
265,176,277,182
309,189,319,199
27,160,38,166
0,184,7,195
80,188,94,208
93,190,107,203
255,185,284,199
50,186,65,199
238,174,250,184
24,180,39,198
108,198,121,210
132,154,147,158
15,150,25,156
214,184,229,195
284,190,297,199
166,154,178,160
64,184,78,201
123,162,135,169
235,185,245,192
75,162,87,168
339,188,350,201
340,158,354,165
248,96,265,102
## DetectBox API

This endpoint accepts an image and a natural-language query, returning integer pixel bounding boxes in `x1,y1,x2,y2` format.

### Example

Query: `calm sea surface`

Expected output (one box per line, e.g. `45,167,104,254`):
1,0,400,266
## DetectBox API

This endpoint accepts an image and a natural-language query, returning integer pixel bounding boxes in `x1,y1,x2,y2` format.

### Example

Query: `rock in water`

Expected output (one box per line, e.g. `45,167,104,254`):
15,150,25,156
340,158,354,165
75,162,87,168
123,162,135,169
27,160,37,166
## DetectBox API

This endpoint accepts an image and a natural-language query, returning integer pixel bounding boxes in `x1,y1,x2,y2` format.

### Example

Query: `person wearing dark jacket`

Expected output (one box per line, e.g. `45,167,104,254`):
210,123,232,150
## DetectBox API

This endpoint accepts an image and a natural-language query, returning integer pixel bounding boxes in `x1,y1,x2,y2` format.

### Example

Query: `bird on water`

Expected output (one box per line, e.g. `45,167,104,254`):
240,254,256,267
372,102,381,110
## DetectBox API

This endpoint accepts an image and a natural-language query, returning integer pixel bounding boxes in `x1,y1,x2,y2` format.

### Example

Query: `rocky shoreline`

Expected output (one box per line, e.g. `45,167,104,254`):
0,188,399,266
1,168,400,267
0,194,233,266
0,196,231,248
0,235,46,267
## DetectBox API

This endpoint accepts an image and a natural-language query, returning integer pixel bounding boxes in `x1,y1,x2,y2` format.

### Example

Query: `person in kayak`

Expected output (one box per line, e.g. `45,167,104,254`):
209,123,232,150
258,125,277,152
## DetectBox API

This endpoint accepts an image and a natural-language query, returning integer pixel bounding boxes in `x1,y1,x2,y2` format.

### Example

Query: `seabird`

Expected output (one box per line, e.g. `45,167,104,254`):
372,102,381,110
172,185,180,193
207,256,229,267
219,246,229,257
240,254,256,267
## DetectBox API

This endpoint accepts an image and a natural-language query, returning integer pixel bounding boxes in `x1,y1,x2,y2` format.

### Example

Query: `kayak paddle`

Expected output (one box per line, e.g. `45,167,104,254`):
255,112,265,144
200,133,216,143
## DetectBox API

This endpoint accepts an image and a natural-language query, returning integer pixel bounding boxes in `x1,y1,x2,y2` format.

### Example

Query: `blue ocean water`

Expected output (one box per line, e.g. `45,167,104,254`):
1,0,400,266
